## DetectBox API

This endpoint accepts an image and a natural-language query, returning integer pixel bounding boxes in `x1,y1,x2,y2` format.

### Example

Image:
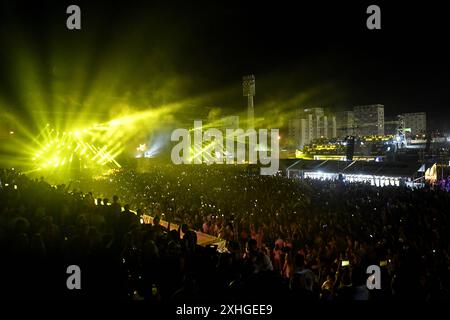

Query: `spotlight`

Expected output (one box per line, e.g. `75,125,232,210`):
137,144,146,152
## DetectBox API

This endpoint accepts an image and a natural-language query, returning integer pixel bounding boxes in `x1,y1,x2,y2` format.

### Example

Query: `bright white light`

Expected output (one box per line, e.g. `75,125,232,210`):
137,144,146,152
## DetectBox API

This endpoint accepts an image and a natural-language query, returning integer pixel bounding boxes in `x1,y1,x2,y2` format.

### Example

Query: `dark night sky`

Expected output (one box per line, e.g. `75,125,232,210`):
0,0,449,131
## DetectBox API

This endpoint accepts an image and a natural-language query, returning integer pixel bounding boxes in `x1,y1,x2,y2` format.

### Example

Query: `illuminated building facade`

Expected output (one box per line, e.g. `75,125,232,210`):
288,107,337,148
403,112,426,135
335,111,355,137
353,104,385,136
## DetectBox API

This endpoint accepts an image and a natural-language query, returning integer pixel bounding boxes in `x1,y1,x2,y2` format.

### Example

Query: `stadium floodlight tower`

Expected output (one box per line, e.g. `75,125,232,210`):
242,75,255,130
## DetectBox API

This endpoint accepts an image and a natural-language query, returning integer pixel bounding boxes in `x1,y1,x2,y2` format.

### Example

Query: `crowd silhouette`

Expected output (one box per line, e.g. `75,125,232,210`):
0,165,448,300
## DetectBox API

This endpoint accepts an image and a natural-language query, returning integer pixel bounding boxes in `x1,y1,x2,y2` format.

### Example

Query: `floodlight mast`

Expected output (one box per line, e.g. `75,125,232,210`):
242,75,255,130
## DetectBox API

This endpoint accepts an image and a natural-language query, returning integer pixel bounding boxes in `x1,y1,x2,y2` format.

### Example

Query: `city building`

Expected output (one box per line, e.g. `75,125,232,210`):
403,112,426,135
353,104,384,136
335,111,355,137
288,107,336,148
384,116,399,136
288,118,301,146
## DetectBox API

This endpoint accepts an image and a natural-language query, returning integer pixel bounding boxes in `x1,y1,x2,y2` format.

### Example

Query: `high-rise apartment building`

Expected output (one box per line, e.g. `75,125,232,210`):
403,112,426,135
353,104,384,136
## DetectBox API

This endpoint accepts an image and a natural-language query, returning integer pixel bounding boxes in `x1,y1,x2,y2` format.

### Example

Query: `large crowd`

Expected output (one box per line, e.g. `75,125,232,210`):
0,165,449,300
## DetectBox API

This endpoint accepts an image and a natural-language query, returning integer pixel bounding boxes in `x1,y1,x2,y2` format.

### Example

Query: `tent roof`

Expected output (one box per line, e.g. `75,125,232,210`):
287,160,421,177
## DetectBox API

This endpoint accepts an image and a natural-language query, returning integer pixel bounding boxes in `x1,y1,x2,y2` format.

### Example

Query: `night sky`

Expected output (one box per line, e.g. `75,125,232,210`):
0,0,449,131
